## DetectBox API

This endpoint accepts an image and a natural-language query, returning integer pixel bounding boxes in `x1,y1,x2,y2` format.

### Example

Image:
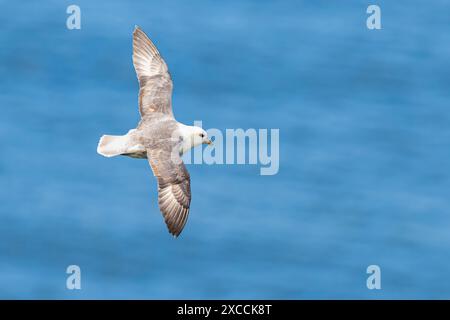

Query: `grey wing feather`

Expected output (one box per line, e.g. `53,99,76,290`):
133,26,174,117
147,146,191,237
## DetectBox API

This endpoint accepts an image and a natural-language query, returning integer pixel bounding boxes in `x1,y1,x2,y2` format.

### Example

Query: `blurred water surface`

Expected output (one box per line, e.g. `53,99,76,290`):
0,1,450,298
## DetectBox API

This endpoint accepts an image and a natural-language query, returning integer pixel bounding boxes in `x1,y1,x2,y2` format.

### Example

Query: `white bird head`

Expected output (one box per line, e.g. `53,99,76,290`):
191,126,212,147
178,124,212,154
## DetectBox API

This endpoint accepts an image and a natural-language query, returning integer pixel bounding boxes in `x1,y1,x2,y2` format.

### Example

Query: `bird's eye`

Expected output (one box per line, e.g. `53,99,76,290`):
200,133,204,138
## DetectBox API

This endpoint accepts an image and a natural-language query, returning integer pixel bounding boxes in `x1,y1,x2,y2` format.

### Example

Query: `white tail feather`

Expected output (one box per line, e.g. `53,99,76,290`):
97,131,147,158
97,134,131,157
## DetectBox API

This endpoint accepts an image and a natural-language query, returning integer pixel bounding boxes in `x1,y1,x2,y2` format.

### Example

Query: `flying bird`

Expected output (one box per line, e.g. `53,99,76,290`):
97,26,212,237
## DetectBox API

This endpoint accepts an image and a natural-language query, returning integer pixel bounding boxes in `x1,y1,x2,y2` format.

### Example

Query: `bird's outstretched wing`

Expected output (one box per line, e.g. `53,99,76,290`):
147,147,191,237
133,26,174,117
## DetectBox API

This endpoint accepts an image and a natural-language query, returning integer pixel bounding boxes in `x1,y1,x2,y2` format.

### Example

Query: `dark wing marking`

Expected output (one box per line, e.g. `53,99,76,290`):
147,146,191,237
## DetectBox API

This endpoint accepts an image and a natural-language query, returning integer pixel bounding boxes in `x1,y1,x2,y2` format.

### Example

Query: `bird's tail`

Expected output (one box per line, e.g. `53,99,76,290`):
97,134,132,158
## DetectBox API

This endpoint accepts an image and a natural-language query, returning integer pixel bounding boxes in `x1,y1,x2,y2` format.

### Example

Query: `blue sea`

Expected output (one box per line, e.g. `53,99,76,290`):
1,0,450,299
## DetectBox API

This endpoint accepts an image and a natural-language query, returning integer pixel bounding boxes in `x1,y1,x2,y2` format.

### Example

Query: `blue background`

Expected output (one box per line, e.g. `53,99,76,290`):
1,0,450,299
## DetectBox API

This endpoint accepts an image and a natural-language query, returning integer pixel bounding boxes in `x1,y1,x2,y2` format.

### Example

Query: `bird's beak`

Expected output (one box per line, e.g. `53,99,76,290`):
205,139,213,145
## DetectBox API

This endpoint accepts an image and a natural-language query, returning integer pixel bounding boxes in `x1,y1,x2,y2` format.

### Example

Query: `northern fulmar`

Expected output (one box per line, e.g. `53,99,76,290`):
97,26,212,237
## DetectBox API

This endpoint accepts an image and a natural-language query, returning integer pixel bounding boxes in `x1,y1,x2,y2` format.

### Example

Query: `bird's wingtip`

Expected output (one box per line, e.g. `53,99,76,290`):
168,227,182,238
170,230,181,238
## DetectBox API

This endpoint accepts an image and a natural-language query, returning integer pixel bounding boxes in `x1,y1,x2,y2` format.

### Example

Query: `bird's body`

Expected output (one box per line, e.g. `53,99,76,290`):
97,27,211,237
